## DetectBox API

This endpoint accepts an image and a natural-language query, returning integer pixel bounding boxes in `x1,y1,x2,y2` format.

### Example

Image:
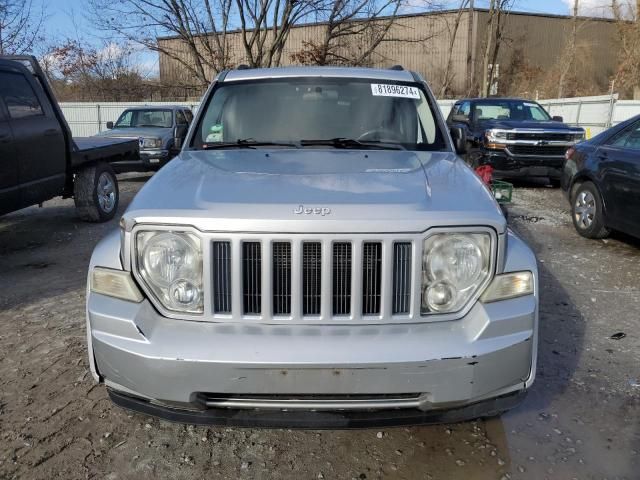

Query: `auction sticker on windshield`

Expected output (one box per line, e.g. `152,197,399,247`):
371,84,421,99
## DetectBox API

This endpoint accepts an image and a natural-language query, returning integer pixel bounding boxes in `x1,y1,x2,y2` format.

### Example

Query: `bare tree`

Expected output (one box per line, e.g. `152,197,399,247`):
0,0,45,55
89,0,319,88
235,0,314,67
289,0,404,67
438,0,469,98
42,39,152,101
88,0,235,88
610,0,640,98
479,0,513,97
557,0,579,98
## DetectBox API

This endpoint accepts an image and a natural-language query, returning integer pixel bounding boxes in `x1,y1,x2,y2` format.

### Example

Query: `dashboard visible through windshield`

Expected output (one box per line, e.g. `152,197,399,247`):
473,100,552,122
114,109,174,128
193,78,447,151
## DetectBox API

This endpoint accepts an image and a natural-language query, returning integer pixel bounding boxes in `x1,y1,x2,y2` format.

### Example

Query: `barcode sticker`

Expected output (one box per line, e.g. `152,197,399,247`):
371,84,421,99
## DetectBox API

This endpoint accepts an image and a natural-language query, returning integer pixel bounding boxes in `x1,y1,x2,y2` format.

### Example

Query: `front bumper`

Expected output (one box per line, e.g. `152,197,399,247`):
87,230,538,427
112,149,171,173
89,291,536,427
108,388,527,429
479,150,564,179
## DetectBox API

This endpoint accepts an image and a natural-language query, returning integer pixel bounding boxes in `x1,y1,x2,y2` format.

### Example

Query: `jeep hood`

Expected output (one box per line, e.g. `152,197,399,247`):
124,149,505,233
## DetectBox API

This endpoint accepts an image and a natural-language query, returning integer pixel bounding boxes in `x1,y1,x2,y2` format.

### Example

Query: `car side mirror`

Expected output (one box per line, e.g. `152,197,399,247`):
450,126,467,155
552,116,564,122
173,125,188,149
452,114,469,125
106,121,114,129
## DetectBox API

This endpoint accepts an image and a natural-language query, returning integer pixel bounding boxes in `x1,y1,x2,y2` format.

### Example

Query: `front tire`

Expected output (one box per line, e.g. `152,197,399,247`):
571,181,610,239
74,163,119,222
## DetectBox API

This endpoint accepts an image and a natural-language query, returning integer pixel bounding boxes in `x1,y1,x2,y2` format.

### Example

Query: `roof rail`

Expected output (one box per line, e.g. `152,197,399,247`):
389,65,405,71
236,64,251,70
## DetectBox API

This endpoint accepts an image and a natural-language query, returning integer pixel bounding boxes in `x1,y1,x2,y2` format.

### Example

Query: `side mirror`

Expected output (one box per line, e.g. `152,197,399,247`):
452,114,469,125
552,116,564,122
173,125,188,149
106,121,114,129
450,126,468,155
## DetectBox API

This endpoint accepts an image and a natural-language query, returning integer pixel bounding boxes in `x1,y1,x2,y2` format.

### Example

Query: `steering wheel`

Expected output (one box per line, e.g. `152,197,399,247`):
357,128,403,143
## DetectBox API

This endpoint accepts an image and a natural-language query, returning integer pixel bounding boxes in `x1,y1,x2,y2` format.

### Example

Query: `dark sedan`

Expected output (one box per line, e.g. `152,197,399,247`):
562,115,640,239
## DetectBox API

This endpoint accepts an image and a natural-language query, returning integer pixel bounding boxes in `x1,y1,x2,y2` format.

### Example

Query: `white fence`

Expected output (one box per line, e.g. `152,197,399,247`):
60,95,640,138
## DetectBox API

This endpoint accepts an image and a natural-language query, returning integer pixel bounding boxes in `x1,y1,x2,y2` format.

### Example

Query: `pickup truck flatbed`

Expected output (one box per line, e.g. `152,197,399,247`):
72,137,138,166
0,56,139,222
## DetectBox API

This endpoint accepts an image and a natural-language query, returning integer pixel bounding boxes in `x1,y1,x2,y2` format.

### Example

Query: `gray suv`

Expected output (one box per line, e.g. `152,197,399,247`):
96,105,193,172
86,66,539,428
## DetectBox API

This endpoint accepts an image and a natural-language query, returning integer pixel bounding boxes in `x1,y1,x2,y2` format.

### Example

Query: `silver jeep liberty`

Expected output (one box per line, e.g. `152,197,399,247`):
86,66,538,428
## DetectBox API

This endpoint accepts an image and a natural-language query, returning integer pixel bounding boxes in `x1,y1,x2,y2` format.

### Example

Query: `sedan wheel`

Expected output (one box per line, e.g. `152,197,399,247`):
571,181,610,239
574,190,596,229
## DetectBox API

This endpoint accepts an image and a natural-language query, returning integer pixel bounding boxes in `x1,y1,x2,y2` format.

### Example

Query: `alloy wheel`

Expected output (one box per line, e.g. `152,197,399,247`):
97,172,116,214
574,190,596,229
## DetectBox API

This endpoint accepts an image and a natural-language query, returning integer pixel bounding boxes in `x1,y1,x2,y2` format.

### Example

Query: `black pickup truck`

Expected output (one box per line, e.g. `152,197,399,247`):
0,56,138,222
447,98,585,185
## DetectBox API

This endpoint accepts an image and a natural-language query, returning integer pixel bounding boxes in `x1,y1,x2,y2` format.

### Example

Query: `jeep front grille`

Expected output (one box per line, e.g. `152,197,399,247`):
392,242,412,314
242,242,262,314
210,237,418,321
212,241,232,313
362,242,382,315
272,242,291,315
302,242,322,315
332,242,352,316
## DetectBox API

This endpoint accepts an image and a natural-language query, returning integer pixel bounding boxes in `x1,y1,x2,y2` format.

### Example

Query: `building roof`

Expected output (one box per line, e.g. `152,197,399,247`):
157,8,617,42
223,66,415,83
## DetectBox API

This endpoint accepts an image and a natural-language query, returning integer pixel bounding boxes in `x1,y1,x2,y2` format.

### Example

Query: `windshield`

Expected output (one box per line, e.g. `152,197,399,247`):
115,109,173,128
473,100,551,122
194,78,447,151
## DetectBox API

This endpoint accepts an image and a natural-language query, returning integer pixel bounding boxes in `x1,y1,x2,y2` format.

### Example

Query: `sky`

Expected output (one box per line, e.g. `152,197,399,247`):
45,0,617,40
41,0,612,77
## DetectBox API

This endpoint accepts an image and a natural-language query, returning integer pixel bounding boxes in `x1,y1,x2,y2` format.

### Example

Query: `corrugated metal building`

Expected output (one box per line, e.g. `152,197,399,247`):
157,8,619,98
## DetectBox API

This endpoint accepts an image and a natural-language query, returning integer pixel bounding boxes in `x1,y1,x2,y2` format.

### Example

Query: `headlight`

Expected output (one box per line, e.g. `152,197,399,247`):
136,231,203,313
141,137,162,149
484,129,508,149
421,233,492,314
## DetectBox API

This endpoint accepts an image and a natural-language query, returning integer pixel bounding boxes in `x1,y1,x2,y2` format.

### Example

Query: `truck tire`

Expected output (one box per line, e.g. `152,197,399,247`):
571,181,610,239
74,163,119,222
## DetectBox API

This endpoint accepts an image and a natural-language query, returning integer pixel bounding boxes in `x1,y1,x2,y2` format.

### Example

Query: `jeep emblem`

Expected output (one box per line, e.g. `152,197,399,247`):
293,205,331,216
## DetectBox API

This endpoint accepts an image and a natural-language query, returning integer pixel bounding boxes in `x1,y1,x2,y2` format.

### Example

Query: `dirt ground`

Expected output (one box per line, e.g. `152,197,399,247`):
1,175,639,480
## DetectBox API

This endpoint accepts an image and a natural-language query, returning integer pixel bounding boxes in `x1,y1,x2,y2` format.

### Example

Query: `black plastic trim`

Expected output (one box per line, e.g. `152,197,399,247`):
108,388,527,429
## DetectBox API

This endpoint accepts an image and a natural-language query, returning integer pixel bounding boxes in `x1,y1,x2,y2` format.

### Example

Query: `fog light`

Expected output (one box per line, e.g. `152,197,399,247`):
169,279,200,308
424,281,457,312
481,271,534,303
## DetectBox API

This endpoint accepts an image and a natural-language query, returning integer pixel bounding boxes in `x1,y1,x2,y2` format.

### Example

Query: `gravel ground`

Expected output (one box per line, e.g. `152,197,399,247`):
0,175,639,480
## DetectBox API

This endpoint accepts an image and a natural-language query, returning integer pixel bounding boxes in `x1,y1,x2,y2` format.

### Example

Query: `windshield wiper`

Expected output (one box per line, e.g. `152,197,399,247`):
300,138,405,150
202,138,299,149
